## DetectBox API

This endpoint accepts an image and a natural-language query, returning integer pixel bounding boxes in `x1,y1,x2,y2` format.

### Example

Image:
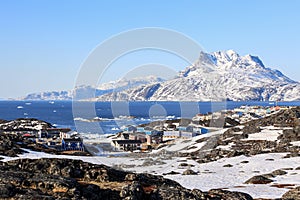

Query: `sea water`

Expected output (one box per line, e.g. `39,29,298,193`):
0,100,299,134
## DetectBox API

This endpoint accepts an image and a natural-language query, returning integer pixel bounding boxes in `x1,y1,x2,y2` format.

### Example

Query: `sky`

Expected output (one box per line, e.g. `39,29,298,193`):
0,0,299,98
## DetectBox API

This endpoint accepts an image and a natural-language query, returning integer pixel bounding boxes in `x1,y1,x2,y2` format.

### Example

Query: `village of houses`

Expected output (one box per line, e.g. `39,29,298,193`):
2,105,285,154
109,105,284,152
18,128,85,152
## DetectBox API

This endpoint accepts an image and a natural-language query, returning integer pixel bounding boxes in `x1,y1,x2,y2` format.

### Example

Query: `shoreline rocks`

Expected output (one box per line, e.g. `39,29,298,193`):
0,118,53,131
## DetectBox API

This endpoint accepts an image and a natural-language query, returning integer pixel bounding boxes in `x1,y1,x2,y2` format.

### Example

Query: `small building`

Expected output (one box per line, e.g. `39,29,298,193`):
46,128,71,138
200,127,209,134
181,131,199,139
146,131,163,144
121,133,130,140
192,114,206,121
47,141,58,148
60,130,78,139
123,125,137,133
112,140,142,151
163,130,181,139
137,127,145,132
61,138,84,151
166,124,177,131
177,125,194,132
129,133,147,143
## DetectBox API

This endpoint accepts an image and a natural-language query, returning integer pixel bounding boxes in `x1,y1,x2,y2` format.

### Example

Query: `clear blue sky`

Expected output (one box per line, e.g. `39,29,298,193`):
0,0,299,98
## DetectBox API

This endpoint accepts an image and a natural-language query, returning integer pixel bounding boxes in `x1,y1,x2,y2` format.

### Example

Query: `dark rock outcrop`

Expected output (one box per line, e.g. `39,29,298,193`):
0,158,254,200
244,175,273,184
282,186,300,200
207,189,253,200
0,118,52,131
242,125,261,134
182,169,198,175
0,133,25,157
183,107,300,164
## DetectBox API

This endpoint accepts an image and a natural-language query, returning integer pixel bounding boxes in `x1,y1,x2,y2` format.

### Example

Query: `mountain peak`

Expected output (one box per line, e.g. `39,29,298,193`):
212,50,240,64
245,55,265,68
195,50,266,69
181,50,268,77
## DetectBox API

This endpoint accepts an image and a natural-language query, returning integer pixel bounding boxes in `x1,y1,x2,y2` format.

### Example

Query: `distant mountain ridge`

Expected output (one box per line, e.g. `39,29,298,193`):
93,50,300,101
18,50,300,101
19,76,165,101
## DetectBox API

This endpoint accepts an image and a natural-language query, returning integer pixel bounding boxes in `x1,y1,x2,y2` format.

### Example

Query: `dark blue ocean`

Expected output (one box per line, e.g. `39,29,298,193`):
0,101,299,134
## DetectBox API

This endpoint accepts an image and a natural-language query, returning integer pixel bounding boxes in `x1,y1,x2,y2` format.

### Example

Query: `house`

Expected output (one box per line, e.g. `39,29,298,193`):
177,125,194,132
122,125,137,133
166,124,177,131
146,131,163,144
47,141,58,148
61,137,84,151
36,130,47,138
153,125,165,131
163,130,181,139
112,140,142,151
192,114,206,121
191,126,209,134
129,133,147,143
181,131,199,138
60,130,78,139
120,133,129,140
46,128,71,138
137,127,145,132
200,127,209,134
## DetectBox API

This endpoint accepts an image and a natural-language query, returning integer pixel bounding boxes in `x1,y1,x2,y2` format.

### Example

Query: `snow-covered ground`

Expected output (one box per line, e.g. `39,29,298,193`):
242,128,282,141
152,129,226,154
1,149,299,199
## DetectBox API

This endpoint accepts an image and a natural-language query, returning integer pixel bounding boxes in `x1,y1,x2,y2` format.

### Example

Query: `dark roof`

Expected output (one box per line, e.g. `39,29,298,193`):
63,138,82,142
46,128,71,133
150,131,163,136
113,140,142,145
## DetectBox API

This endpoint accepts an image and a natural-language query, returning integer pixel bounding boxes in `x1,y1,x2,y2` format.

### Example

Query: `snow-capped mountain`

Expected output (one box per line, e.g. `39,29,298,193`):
21,90,74,101
97,75,165,92
19,76,165,100
94,50,300,101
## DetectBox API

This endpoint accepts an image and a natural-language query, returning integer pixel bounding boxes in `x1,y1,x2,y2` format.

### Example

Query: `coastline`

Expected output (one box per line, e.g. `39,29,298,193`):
0,105,300,199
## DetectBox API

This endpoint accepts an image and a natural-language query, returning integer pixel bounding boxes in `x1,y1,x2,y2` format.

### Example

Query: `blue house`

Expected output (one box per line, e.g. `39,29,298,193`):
181,131,199,138
177,126,194,132
137,127,145,132
200,127,209,134
61,138,84,151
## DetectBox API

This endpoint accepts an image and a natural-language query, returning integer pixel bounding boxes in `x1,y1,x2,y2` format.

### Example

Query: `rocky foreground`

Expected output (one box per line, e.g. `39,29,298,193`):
0,158,254,200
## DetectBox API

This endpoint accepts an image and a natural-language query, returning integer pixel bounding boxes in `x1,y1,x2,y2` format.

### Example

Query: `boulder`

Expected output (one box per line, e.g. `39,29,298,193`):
120,181,144,199
243,125,261,134
271,169,288,176
182,169,198,175
208,189,253,200
244,175,273,184
223,164,233,168
282,186,300,200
